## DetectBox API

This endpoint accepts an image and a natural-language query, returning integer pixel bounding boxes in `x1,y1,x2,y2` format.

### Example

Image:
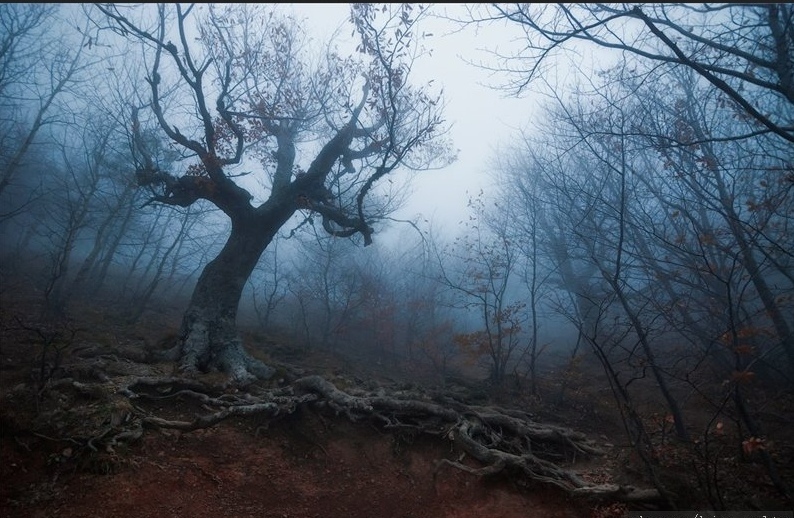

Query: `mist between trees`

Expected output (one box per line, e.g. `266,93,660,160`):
1,3,792,509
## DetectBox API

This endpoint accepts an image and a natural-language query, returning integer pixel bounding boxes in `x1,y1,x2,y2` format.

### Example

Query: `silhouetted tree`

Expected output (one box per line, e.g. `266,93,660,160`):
97,3,452,381
481,3,794,145
435,195,525,388
0,4,90,207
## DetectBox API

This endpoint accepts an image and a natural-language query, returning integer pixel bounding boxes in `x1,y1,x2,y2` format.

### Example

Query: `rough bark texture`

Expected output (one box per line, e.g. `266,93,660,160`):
170,214,291,382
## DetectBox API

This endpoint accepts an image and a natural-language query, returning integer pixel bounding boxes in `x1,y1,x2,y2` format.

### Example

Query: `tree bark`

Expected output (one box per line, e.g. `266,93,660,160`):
173,208,293,382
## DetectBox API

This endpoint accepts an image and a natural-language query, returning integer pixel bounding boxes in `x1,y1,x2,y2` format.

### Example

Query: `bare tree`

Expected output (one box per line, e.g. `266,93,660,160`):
479,3,794,145
627,68,792,499
96,3,452,381
495,149,555,395
248,236,288,331
435,194,525,389
0,5,92,203
498,128,678,503
289,236,363,351
127,207,202,324
495,54,793,503
39,113,117,312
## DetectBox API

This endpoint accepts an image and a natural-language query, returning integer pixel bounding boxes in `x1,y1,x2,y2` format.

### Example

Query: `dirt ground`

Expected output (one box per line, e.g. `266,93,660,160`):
3,291,792,517
9,289,792,517
1,396,591,518
2,410,596,518
0,300,603,518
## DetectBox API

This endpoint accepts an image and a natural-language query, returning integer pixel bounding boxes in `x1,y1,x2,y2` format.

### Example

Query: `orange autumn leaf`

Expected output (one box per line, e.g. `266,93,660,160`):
742,437,765,456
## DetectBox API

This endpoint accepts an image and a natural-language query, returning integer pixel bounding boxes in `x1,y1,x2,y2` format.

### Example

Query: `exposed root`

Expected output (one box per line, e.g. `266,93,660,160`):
5,356,663,506
213,339,275,383
118,373,661,503
162,326,276,383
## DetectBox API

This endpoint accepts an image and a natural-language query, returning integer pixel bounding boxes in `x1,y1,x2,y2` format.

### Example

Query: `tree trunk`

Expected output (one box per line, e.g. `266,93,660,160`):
173,212,290,382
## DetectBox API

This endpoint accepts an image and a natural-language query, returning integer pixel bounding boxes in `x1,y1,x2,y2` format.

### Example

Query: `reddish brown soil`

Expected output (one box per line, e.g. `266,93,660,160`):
2,407,591,518
2,293,793,516
0,299,594,518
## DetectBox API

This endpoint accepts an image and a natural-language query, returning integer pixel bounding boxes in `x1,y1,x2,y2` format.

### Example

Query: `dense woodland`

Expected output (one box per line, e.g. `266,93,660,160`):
1,3,792,513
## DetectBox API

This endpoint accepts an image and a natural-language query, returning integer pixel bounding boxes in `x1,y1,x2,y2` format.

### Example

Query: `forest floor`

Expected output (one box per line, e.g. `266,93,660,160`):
0,294,621,518
0,317,603,517
1,402,595,518
1,292,790,517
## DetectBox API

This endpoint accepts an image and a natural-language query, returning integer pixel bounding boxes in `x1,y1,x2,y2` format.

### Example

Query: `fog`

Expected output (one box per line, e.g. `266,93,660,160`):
1,2,792,415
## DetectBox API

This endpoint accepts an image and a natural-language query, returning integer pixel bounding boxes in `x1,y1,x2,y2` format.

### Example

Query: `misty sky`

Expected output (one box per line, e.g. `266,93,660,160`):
290,4,541,239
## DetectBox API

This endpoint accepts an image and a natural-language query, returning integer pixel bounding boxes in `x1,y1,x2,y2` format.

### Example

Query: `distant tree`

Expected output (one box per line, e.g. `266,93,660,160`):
374,233,461,380
495,152,554,395
633,67,794,378
436,195,525,389
39,111,118,313
69,58,168,299
248,236,288,331
497,121,677,502
289,236,363,351
126,207,202,324
0,4,92,205
97,3,452,381
495,57,793,504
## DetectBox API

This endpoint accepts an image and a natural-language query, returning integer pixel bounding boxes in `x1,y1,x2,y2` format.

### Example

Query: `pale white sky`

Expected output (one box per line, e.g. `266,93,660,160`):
291,3,540,239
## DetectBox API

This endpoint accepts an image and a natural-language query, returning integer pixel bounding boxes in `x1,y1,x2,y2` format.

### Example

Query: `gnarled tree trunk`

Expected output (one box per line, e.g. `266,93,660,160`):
172,209,292,382
97,4,450,384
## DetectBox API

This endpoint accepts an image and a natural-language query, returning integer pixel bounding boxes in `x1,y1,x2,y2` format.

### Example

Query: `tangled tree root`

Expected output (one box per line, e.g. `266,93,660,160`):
3,343,664,506
104,373,661,504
